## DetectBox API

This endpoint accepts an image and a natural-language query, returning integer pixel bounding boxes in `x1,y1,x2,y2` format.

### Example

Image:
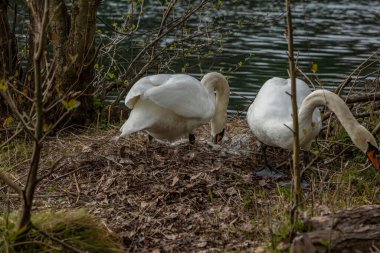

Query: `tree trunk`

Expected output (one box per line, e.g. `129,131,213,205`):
291,205,380,253
47,0,101,125
0,0,20,118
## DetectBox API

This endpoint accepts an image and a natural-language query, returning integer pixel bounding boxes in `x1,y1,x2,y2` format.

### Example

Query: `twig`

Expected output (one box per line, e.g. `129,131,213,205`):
112,0,209,106
335,49,379,95
343,92,380,104
73,173,80,204
323,146,351,165
0,127,23,149
372,122,380,136
0,172,23,195
295,65,316,89
50,166,88,182
353,110,380,119
0,90,36,139
286,0,302,224
36,157,66,183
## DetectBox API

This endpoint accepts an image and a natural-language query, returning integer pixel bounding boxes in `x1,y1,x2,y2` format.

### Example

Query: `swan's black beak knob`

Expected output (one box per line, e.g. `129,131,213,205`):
213,128,225,144
367,143,379,171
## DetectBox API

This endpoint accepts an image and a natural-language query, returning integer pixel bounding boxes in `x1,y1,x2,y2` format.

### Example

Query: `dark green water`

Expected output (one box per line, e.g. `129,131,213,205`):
99,0,380,113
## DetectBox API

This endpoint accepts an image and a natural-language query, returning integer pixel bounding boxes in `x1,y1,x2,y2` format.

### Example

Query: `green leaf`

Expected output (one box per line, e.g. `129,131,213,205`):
63,99,81,110
0,80,7,91
43,123,52,133
312,63,318,73
3,116,14,127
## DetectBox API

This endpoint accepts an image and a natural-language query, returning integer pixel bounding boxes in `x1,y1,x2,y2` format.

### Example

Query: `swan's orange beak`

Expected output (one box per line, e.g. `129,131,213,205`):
367,149,379,171
213,129,225,144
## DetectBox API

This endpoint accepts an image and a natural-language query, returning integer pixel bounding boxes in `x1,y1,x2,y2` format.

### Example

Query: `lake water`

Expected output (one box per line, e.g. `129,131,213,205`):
99,0,380,113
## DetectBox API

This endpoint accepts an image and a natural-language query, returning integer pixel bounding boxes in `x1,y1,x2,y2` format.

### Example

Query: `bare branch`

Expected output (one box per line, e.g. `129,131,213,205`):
343,92,380,104
335,50,379,95
40,109,71,141
111,0,209,106
0,125,23,149
0,172,23,195
372,122,380,136
1,90,36,139
37,157,66,183
286,0,302,223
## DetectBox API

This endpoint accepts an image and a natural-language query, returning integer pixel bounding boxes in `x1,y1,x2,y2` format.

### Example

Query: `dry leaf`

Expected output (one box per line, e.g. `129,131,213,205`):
197,241,207,247
226,187,237,196
259,179,268,187
190,172,202,181
140,201,149,209
171,176,179,186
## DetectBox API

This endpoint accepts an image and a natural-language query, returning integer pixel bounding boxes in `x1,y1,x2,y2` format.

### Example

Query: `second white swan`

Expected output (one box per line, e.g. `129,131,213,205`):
247,77,379,170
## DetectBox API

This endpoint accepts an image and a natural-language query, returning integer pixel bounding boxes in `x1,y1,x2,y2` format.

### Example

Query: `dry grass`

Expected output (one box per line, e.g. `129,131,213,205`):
0,208,123,252
1,115,380,252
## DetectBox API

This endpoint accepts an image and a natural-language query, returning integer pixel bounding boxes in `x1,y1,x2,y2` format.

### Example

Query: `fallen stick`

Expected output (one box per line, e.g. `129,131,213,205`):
291,205,380,253
343,91,380,104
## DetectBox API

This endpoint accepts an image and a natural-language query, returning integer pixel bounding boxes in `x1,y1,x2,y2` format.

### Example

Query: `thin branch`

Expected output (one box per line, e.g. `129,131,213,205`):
40,109,72,141
151,0,177,57
112,0,209,106
36,157,66,183
335,50,379,95
343,92,380,104
0,126,23,149
283,123,296,134
0,172,23,195
1,90,36,139
286,0,302,224
295,65,316,89
372,121,380,135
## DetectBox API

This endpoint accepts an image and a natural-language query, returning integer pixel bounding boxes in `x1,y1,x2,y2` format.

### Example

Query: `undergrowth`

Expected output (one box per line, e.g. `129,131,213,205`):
0,209,123,253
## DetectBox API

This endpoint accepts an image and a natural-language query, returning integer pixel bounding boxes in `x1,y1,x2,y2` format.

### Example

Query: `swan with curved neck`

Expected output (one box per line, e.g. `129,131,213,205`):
247,77,379,170
119,72,230,144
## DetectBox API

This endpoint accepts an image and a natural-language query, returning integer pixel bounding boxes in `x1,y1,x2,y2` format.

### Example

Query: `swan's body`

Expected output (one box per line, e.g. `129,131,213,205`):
247,77,379,170
248,78,322,151
120,72,230,143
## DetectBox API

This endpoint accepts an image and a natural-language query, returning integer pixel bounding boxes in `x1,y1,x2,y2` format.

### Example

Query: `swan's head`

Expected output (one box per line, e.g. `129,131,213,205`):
212,128,225,144
354,126,379,171
210,102,227,144
366,142,379,171
201,72,230,144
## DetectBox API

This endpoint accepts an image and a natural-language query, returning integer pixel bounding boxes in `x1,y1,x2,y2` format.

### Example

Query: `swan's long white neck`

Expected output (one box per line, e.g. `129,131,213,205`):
201,72,230,136
299,90,373,153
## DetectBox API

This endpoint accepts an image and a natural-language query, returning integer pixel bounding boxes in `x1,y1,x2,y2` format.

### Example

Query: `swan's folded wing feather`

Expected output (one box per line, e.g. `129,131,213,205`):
143,75,215,119
125,74,174,109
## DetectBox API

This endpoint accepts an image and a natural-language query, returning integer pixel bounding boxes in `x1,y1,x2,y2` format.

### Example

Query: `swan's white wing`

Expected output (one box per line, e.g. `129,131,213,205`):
142,74,215,119
247,77,319,150
125,74,174,109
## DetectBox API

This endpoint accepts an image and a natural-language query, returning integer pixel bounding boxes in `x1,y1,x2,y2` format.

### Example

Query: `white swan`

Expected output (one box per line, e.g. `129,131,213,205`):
119,72,230,144
247,77,379,170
